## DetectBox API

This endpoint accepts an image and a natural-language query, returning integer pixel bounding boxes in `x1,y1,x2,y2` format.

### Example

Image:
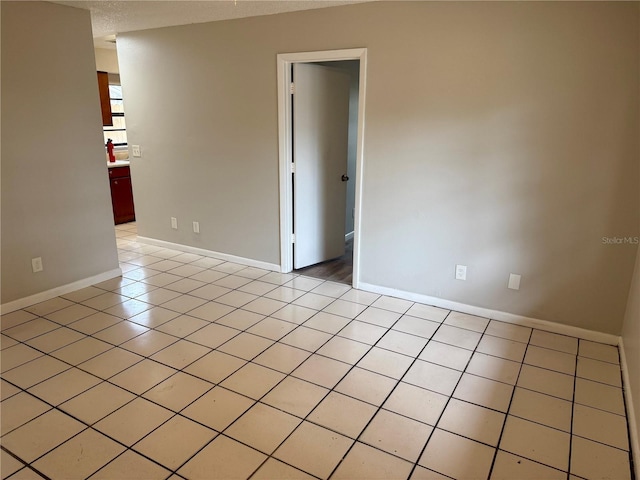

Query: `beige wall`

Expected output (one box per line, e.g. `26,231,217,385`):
1,1,119,304
117,1,639,334
95,47,120,74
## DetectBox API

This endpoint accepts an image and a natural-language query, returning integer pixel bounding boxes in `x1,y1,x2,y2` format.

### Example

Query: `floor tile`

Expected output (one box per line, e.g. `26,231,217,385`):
215,309,265,330
81,292,127,311
303,311,351,334
261,376,329,417
509,387,572,432
68,312,122,335
1,378,21,401
1,310,39,330
524,345,576,375
28,368,101,405
94,397,173,446
119,329,177,356
183,350,247,383
271,304,318,324
25,297,74,316
226,402,301,454
308,391,377,438
1,392,51,436
3,318,60,342
484,320,531,343
133,415,216,470
393,315,439,339
274,421,353,479
490,450,566,480
155,314,209,338
476,334,527,363
215,290,259,308
339,289,380,306
323,299,367,319
253,343,311,374
530,330,578,354
280,326,332,351
248,282,291,298
23,327,83,354
403,360,462,396
576,356,622,387
419,340,472,371
185,322,239,349
242,297,288,316
334,367,397,406
89,450,171,479
49,337,112,365
247,317,298,340
383,382,448,425
517,364,574,400
332,442,413,479
570,435,631,480
60,286,105,303
103,299,152,319
572,403,629,450
178,435,266,479
453,373,514,413
134,288,181,306
160,295,208,314
444,311,489,333
418,428,495,479
339,320,387,345
174,300,234,325
410,466,453,479
0,333,18,350
431,324,481,351
317,336,369,364
77,347,143,379
466,352,521,385
189,270,229,284
311,281,352,298
235,266,270,280
371,296,413,314
110,359,177,394
499,416,570,471
578,340,619,364
438,398,505,446
1,450,24,479
150,339,210,369
404,303,449,323
357,346,413,379
2,355,71,389
32,428,124,480
143,371,212,411
44,304,97,325
1,409,85,463
189,283,232,300
574,377,626,415
220,362,285,399
182,386,254,430
217,332,274,360
93,320,149,345
377,329,428,357
283,276,324,291
1,344,43,373
293,293,335,311
356,307,401,328
59,382,135,424
361,409,433,462
251,458,315,480
291,354,351,389
141,272,182,288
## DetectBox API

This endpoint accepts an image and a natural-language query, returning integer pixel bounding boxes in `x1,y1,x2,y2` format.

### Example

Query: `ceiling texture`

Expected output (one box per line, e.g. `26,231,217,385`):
52,0,364,47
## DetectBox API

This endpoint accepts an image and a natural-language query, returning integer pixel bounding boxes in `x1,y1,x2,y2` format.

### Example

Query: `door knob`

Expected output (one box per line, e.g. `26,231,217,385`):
341,175,349,182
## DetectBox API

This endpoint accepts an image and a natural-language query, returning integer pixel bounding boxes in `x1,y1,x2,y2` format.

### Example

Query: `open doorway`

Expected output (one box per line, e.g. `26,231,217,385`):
277,49,367,288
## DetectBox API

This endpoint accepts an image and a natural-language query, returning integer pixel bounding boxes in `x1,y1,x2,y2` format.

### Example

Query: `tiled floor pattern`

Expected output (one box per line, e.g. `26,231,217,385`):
0,222,634,479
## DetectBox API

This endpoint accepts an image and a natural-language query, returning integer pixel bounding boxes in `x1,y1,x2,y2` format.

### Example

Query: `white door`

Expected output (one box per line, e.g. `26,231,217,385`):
293,63,351,269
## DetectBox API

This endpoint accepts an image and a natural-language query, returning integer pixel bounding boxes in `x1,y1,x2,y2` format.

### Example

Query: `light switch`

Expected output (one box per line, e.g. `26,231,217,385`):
132,145,141,157
508,273,521,290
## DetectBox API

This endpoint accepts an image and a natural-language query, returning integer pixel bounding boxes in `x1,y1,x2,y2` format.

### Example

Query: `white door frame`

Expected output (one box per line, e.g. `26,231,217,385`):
277,48,367,288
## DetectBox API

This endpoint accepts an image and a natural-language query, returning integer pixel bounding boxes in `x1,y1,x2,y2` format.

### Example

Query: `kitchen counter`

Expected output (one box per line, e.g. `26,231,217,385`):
107,160,130,168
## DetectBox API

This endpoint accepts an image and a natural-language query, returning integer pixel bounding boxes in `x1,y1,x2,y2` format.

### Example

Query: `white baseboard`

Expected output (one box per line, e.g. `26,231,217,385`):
619,337,639,479
345,231,354,241
137,236,280,272
357,282,620,345
0,268,122,315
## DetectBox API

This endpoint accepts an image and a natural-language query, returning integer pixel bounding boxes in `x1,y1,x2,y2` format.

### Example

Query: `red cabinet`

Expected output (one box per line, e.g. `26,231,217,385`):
109,166,135,224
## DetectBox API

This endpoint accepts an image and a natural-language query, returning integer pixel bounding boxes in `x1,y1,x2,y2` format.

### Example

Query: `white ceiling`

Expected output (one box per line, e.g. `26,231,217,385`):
52,0,364,48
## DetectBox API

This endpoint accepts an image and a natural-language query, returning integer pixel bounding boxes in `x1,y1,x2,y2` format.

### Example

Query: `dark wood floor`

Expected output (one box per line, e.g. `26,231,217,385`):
294,238,353,285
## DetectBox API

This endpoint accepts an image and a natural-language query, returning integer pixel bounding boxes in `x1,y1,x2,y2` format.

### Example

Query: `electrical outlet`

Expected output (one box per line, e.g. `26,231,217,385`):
132,145,141,157
32,257,43,273
193,221,200,233
455,264,467,281
171,217,178,229
508,273,521,290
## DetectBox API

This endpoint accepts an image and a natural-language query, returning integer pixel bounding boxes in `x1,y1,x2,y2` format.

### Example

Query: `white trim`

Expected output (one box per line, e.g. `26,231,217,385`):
620,337,640,478
358,281,620,345
277,48,367,287
345,231,354,241
137,236,280,272
0,268,122,315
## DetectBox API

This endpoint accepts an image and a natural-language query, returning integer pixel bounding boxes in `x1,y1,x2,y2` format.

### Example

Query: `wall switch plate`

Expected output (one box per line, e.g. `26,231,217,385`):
32,257,43,273
171,217,178,229
508,273,521,290
132,145,141,157
455,264,467,280
193,221,200,233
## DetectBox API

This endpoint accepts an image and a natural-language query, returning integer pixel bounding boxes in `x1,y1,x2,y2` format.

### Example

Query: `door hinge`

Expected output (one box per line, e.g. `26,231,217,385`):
292,233,296,244
290,83,295,94
291,163,295,174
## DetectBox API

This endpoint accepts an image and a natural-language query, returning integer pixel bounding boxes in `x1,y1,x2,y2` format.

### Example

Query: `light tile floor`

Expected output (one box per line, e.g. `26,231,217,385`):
0,222,634,479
